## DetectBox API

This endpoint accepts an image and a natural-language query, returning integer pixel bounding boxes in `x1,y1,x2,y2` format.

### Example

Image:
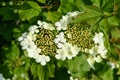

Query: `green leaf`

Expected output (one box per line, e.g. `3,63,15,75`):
91,74,102,80
111,27,120,41
67,55,90,79
57,60,66,68
101,0,114,11
37,0,46,3
100,68,113,80
30,63,37,78
6,41,20,60
19,9,40,21
107,16,120,26
0,7,15,20
58,0,79,13
71,5,103,23
91,0,101,8
27,1,41,10
37,65,46,80
18,1,41,21
44,11,62,23
46,63,55,77
13,67,29,80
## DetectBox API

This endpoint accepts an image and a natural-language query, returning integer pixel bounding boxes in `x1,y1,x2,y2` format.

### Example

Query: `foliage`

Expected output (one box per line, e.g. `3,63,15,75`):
0,0,120,80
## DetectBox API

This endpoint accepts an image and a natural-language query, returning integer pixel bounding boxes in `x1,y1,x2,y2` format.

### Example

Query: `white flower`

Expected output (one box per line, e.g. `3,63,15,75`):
18,36,24,41
98,44,107,59
94,55,102,63
37,20,43,27
55,15,68,30
55,43,80,60
27,47,41,58
89,45,98,55
108,62,116,70
67,11,81,17
54,32,66,44
55,11,82,31
0,73,5,80
26,32,37,41
87,57,95,69
93,32,104,44
20,39,35,50
55,20,67,30
18,32,27,41
35,55,50,65
28,25,39,34
57,43,64,48
42,22,55,30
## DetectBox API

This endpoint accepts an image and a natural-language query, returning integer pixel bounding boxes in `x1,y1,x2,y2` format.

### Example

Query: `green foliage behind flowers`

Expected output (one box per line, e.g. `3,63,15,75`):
0,0,120,80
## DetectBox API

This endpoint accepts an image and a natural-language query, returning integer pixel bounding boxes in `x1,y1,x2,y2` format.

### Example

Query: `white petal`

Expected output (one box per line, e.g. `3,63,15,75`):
93,32,104,44
37,20,42,26
41,60,46,66
45,56,50,62
57,43,64,48
35,55,42,63
55,54,61,60
53,38,60,44
94,55,102,63
18,37,23,41
55,22,61,27
87,57,95,69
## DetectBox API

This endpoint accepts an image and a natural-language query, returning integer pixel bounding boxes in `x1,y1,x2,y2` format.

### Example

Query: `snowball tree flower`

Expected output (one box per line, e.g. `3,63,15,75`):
55,43,80,60
93,55,102,63
35,55,50,66
98,44,107,58
93,32,104,44
18,20,56,66
42,22,55,30
87,57,95,69
87,32,108,68
53,32,66,44
55,15,68,30
55,11,81,31
28,25,39,34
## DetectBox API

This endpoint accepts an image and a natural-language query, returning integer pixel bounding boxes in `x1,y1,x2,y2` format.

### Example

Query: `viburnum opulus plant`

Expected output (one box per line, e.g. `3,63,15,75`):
17,11,118,80
1,0,120,80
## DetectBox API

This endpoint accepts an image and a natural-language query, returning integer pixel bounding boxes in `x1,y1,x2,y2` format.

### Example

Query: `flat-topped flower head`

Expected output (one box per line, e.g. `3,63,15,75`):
54,11,96,60
18,20,56,66
53,11,108,66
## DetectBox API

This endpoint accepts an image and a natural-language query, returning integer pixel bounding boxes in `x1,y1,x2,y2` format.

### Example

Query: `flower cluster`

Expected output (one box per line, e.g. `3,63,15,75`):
18,21,56,65
87,32,108,68
54,11,108,69
18,11,108,68
55,11,83,30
